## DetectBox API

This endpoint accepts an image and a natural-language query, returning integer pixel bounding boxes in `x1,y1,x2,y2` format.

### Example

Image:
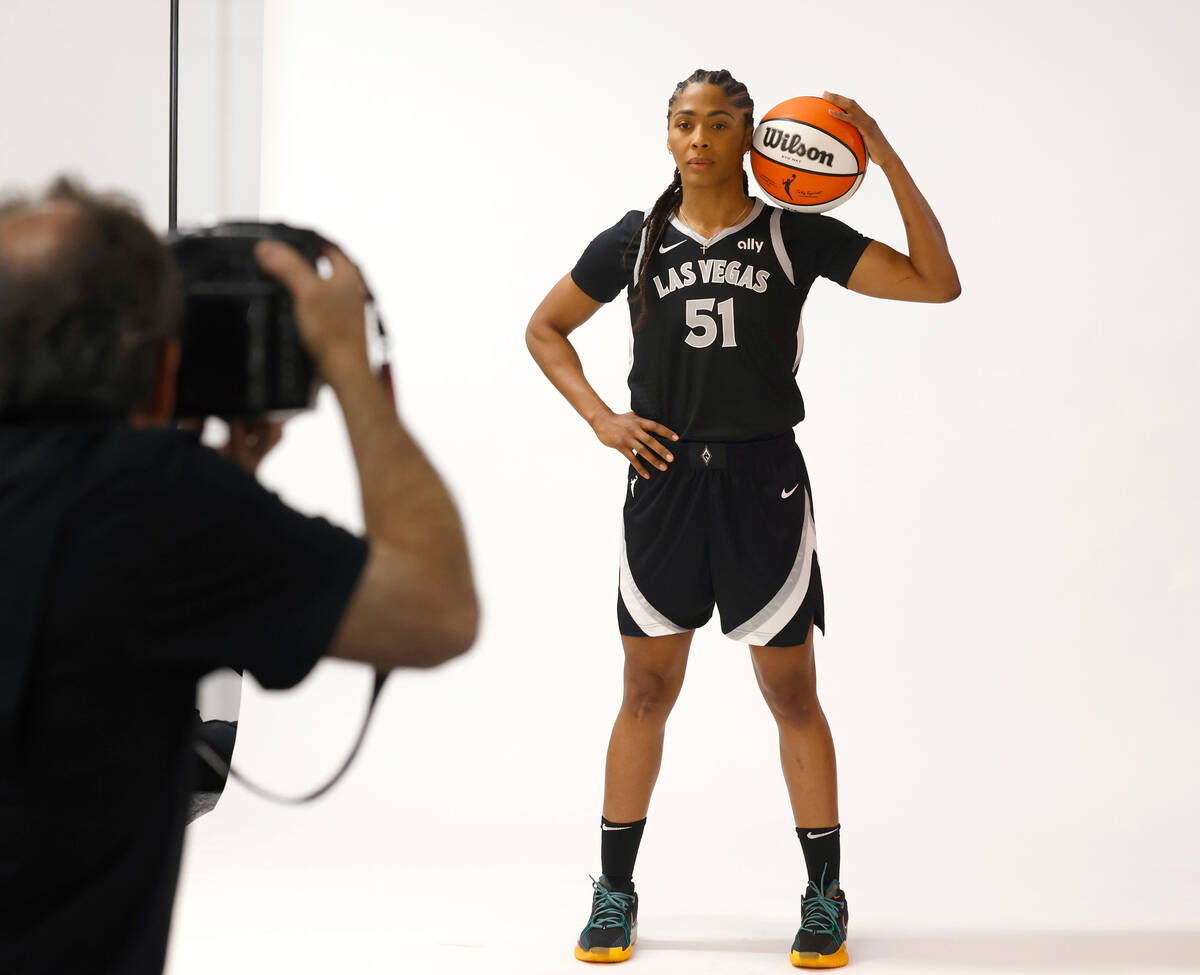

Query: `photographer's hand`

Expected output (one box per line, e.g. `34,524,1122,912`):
222,418,284,475
255,240,370,380
176,417,284,477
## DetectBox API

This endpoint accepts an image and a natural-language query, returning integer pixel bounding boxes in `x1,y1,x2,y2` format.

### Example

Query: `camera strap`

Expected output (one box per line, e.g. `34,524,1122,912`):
191,668,388,804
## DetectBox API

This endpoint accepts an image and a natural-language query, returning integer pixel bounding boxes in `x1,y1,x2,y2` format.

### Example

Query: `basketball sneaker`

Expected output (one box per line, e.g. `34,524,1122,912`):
790,870,849,968
574,875,637,963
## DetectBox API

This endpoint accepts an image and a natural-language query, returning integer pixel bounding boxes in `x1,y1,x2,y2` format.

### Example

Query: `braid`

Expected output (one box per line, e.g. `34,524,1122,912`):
628,68,755,328
631,169,682,304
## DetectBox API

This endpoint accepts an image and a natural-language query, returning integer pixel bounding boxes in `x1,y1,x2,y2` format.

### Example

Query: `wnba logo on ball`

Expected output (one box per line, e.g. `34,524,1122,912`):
759,126,834,168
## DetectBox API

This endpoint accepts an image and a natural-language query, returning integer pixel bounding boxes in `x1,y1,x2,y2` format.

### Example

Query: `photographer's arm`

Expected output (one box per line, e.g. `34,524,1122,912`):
256,241,479,670
325,354,478,668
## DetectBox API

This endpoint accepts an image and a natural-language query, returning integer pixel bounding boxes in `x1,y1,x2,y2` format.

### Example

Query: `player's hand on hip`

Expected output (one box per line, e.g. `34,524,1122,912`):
255,238,371,380
591,411,679,479
822,91,896,168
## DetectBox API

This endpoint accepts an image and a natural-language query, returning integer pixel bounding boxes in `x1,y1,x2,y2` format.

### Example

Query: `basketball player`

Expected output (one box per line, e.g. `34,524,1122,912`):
525,69,959,968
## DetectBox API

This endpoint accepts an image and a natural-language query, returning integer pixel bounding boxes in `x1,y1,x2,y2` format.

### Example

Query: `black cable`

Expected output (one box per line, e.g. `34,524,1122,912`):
193,670,389,804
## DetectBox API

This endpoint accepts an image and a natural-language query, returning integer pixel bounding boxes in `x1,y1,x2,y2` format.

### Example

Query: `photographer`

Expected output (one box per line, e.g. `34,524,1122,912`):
0,178,479,974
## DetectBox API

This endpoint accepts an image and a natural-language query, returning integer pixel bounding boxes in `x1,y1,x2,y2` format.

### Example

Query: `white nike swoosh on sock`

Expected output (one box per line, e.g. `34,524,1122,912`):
806,828,839,839
602,825,634,831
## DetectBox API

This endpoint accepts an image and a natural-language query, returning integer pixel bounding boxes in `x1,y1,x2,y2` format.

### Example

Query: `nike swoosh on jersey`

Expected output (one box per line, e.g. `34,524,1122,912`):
658,240,685,254
781,484,800,499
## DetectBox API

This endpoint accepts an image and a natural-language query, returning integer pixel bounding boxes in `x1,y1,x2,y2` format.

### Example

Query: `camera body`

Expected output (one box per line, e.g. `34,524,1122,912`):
167,221,323,419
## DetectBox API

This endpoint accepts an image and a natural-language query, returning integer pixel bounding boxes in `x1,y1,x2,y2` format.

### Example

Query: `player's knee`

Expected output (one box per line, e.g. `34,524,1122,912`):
761,676,819,725
621,668,680,723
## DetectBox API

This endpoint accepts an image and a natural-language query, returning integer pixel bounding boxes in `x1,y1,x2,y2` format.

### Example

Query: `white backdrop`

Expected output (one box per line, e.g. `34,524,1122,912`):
7,0,1196,972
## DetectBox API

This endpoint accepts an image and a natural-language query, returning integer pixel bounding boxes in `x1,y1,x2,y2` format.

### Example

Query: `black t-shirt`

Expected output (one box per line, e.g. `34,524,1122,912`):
571,199,872,441
0,421,368,974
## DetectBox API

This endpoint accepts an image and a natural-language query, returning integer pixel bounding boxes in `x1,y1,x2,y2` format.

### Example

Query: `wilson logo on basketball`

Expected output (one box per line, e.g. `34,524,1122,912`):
750,96,866,213
759,126,835,168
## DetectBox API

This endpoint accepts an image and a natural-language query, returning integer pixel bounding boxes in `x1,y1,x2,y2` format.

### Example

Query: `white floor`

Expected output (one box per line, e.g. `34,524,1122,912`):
168,795,1200,975
167,631,1200,975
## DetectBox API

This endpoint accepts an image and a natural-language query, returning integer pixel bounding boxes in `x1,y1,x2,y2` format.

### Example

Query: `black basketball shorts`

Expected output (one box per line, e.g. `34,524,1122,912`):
616,432,825,647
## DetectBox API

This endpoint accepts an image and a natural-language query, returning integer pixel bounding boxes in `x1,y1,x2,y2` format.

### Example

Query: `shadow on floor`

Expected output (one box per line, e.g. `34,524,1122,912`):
639,929,1200,971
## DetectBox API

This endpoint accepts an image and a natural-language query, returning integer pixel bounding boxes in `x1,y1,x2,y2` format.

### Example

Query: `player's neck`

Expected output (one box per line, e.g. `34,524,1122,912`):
676,184,753,240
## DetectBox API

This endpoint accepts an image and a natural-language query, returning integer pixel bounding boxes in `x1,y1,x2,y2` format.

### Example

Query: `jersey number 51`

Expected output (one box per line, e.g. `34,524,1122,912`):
684,297,737,349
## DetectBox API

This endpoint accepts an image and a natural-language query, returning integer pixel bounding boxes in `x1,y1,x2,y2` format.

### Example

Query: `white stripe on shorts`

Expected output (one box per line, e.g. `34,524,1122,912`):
725,487,817,645
620,523,688,637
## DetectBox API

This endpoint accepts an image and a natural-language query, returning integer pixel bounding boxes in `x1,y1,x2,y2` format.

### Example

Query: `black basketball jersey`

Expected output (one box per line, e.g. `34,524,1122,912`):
571,198,872,441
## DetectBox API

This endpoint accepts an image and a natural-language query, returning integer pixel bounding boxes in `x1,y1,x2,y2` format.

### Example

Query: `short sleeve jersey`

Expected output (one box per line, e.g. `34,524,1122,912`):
0,422,368,974
571,199,872,441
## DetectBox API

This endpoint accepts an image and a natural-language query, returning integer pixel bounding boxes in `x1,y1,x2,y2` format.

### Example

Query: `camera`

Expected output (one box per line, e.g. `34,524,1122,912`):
166,221,324,419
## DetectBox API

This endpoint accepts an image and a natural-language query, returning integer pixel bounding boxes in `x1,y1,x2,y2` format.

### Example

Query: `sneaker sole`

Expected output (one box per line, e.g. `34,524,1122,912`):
574,939,635,963
790,943,848,968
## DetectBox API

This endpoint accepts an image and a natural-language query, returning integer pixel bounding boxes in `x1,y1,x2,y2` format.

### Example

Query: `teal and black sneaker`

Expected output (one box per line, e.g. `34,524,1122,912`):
790,869,849,968
574,875,637,963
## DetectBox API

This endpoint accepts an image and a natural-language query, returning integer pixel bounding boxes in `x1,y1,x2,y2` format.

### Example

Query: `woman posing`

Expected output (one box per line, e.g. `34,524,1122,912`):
525,68,959,968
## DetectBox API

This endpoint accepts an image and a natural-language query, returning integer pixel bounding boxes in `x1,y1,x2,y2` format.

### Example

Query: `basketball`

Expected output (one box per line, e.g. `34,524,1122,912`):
750,96,867,213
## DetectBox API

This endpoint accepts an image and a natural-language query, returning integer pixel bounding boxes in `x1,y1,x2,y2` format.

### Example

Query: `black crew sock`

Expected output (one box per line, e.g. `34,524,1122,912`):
796,824,841,892
600,816,646,893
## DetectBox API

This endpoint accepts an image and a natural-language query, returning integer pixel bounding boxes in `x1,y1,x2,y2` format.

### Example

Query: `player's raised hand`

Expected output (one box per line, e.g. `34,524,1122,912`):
592,411,679,479
822,91,896,168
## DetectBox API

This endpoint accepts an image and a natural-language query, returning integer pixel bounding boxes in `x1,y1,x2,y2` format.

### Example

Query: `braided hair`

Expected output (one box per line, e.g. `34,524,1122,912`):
627,68,755,324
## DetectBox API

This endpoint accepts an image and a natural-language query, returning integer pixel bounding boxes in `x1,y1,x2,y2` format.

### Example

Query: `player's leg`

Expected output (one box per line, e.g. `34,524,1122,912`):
749,621,837,827
604,628,694,822
576,629,693,964
751,628,848,969
578,454,711,964
709,437,836,827
707,436,845,967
